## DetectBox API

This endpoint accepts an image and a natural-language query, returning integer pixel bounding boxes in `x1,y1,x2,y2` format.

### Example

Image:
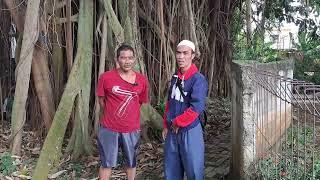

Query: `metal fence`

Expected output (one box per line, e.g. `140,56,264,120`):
245,66,320,179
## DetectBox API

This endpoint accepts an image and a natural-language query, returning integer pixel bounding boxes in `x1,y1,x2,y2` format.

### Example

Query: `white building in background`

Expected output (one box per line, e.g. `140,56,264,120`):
252,1,318,50
265,22,299,50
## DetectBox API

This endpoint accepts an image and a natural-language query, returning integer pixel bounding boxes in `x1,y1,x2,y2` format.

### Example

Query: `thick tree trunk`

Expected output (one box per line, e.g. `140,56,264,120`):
157,0,164,104
0,82,3,122
66,0,94,159
10,0,41,156
51,24,65,103
66,0,73,74
31,45,55,130
106,26,115,69
5,0,55,132
130,0,146,74
140,104,163,130
186,0,200,54
129,0,162,129
256,0,266,43
119,0,133,44
222,0,234,96
246,0,252,46
208,0,221,97
94,15,108,135
181,0,190,39
3,0,25,31
32,0,93,178
102,0,124,43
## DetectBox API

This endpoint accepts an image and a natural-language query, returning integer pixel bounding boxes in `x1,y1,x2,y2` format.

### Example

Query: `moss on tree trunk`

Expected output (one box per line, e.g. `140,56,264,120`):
32,0,93,178
10,0,42,156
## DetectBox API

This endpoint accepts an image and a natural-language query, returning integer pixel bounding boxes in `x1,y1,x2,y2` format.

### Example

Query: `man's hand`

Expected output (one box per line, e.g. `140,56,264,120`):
171,124,179,134
162,128,168,141
98,97,105,109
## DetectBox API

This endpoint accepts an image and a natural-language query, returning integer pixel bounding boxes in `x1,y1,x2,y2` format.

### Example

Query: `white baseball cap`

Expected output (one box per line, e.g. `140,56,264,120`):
177,40,195,52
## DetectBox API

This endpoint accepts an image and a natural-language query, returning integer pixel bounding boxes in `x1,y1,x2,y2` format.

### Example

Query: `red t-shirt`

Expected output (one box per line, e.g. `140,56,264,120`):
96,69,149,132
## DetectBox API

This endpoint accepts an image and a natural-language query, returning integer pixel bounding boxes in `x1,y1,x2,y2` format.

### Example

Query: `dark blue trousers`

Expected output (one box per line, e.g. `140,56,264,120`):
164,123,204,180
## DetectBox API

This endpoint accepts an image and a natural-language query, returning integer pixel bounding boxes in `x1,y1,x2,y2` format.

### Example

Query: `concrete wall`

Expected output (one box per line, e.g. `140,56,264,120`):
230,60,294,179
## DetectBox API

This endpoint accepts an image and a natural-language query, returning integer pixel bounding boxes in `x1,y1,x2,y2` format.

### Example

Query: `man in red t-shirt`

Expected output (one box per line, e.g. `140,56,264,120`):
96,44,148,180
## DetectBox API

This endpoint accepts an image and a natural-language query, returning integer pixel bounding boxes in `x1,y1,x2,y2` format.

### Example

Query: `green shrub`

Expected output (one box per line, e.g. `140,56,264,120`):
0,152,16,176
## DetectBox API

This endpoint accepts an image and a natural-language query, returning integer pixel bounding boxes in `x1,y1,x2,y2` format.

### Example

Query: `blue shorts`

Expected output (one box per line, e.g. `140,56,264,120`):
98,126,140,168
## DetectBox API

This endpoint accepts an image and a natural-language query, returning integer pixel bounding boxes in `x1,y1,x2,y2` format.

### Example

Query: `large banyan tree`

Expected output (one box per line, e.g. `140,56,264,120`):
1,0,237,178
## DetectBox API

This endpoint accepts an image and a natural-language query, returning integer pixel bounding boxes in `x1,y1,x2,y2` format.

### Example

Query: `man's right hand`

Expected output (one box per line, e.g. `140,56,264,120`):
162,128,168,141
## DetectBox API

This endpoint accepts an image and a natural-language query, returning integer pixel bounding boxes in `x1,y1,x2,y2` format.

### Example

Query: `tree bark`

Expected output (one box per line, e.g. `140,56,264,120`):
65,0,74,74
31,44,55,130
256,0,267,43
102,0,124,44
66,0,94,159
186,0,200,55
94,15,107,136
3,0,25,31
128,0,146,74
157,0,165,104
208,0,221,97
0,81,3,122
118,0,133,44
5,0,55,131
10,0,42,156
246,0,252,46
32,0,93,178
137,5,177,45
51,21,65,103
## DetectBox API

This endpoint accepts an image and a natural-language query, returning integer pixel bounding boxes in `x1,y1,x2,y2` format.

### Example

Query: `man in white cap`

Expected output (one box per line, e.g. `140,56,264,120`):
162,40,208,180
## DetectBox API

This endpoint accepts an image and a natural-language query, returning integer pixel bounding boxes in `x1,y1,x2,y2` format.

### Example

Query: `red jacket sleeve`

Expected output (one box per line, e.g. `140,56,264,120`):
172,108,199,127
162,102,169,128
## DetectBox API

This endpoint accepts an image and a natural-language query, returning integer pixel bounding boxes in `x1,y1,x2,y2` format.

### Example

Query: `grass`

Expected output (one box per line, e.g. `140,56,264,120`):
253,124,320,179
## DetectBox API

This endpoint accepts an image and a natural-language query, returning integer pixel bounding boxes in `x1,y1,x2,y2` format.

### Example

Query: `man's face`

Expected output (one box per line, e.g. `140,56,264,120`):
176,45,194,69
117,50,135,72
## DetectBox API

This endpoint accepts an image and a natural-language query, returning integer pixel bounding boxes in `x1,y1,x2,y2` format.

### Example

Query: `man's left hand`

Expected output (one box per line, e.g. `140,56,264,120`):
171,124,179,134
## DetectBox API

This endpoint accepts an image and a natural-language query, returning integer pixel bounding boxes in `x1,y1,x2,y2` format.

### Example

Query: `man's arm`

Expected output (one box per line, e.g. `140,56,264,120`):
96,75,106,115
98,97,105,109
162,102,169,129
139,76,149,104
98,96,105,119
162,101,169,139
172,76,208,127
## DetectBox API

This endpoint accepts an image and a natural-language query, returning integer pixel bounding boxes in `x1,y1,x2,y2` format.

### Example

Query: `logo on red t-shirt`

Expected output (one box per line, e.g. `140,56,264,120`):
112,86,138,118
96,70,149,132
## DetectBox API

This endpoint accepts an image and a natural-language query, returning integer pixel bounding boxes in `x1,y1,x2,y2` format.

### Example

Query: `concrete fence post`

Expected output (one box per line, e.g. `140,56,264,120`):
230,60,294,179
230,62,256,179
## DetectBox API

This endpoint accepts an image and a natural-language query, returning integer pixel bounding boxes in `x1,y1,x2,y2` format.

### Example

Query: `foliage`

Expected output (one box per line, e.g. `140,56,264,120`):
0,152,16,176
253,125,320,179
71,163,84,178
233,31,279,62
231,0,280,62
255,0,319,35
155,101,166,117
293,31,320,84
232,0,320,65
313,160,320,179
233,27,320,84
